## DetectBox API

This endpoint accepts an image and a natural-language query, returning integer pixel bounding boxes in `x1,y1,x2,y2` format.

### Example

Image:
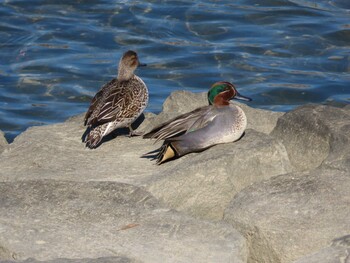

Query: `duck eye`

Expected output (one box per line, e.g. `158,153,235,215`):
221,86,229,93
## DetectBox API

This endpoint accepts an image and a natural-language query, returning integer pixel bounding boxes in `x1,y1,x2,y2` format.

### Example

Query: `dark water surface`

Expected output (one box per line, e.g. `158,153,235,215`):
1,0,349,142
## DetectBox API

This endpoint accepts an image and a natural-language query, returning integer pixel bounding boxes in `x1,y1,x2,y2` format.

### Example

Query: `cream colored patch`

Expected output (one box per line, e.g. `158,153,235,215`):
161,146,175,163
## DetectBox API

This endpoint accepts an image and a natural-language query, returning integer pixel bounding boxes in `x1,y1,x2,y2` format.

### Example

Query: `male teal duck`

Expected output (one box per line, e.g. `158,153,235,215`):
83,50,148,148
143,81,251,164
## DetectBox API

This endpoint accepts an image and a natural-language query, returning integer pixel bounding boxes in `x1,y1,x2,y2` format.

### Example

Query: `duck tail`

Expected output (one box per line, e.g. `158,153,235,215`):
156,141,179,164
83,126,104,149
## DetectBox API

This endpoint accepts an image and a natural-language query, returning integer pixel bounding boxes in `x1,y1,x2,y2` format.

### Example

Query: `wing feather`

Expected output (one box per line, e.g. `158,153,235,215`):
84,88,104,126
85,77,147,127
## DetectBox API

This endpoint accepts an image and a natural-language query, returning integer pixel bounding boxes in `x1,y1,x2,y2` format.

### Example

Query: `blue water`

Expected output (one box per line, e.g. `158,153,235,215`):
1,0,349,142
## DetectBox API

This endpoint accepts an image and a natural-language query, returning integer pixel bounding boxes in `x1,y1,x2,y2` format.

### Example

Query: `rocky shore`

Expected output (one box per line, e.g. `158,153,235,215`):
0,91,349,263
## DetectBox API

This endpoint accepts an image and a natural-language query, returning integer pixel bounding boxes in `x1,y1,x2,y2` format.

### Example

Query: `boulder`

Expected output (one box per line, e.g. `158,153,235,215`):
224,168,350,263
292,234,350,263
1,90,349,263
271,104,350,171
146,129,293,220
138,91,288,220
0,130,8,154
0,118,158,184
0,91,289,223
0,180,246,263
0,256,137,263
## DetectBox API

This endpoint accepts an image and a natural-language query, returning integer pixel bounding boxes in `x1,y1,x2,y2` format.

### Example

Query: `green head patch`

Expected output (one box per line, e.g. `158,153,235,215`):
207,83,230,105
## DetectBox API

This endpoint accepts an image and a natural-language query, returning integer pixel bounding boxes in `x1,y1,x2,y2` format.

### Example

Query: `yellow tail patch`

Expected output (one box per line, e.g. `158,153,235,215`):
158,144,175,164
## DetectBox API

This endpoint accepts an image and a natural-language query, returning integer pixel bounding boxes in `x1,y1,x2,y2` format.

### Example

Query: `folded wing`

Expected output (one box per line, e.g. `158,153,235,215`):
143,105,216,142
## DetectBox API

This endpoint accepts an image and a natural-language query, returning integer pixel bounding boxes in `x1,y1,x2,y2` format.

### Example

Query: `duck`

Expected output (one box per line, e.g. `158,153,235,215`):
143,81,251,164
83,50,148,148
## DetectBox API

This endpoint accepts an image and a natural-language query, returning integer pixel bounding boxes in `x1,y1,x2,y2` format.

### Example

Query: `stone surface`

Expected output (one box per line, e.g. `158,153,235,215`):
0,180,246,263
271,104,350,171
1,256,138,263
0,90,349,263
0,117,159,184
292,234,350,263
224,168,350,263
293,246,350,263
0,92,290,222
146,129,293,220
0,130,8,154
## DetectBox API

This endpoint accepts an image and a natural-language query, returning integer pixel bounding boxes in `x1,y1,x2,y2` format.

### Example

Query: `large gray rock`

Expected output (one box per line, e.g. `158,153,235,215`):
0,118,158,183
271,104,350,171
1,90,349,263
1,256,138,263
138,92,289,220
0,180,246,263
224,168,350,263
0,102,250,261
0,130,8,154
0,92,290,223
146,129,293,220
292,234,350,263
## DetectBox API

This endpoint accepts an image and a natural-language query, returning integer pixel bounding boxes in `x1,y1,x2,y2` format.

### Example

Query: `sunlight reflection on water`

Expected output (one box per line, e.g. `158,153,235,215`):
0,0,349,141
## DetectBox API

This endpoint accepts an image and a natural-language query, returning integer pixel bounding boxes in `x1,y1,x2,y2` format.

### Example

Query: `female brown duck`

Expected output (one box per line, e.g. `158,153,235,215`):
83,50,148,148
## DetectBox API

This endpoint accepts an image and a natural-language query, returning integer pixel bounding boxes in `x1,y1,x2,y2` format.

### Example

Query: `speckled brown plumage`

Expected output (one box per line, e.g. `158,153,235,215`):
83,50,148,148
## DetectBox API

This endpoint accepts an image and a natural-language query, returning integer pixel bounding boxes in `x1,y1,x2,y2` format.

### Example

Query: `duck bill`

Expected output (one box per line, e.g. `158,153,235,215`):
233,92,252,102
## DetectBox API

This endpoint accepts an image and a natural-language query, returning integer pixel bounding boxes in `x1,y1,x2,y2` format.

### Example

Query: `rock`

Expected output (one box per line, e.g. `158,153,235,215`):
238,103,284,134
146,129,293,220
0,118,158,183
224,168,350,263
0,180,246,263
271,104,350,171
1,90,349,263
0,130,8,154
292,234,350,263
0,256,138,263
0,91,289,223
134,112,157,134
162,90,208,115
137,93,286,222
293,247,350,263
0,245,15,261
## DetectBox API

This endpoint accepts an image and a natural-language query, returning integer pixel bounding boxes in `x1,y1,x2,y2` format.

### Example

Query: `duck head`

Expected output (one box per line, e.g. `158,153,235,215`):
207,81,252,106
118,50,146,81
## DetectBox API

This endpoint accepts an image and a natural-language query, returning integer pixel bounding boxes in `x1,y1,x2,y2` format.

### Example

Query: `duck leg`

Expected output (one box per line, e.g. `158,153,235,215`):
128,125,143,137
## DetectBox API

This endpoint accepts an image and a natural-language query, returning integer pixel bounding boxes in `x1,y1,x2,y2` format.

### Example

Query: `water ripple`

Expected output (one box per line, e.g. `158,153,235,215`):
0,0,349,142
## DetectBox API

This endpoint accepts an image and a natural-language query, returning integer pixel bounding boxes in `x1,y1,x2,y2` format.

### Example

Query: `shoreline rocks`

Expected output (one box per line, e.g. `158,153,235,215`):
0,91,349,263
